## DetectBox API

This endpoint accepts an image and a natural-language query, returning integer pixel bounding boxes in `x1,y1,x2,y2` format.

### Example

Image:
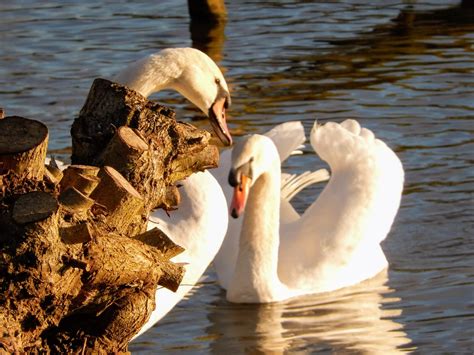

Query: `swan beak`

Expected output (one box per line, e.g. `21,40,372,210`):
230,174,250,219
209,96,232,146
229,159,253,218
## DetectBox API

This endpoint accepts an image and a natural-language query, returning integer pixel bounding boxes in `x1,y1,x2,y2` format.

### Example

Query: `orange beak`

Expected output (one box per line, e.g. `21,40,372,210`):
209,96,232,146
230,175,250,218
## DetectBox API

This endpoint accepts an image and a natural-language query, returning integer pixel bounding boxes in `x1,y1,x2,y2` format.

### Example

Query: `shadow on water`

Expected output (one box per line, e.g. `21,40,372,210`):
190,19,227,64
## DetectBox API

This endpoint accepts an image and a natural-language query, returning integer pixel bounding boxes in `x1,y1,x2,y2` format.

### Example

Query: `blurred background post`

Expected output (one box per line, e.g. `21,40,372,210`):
188,0,227,63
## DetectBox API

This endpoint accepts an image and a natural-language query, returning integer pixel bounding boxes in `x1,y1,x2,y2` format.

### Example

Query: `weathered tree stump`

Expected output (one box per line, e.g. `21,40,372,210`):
72,78,219,211
0,116,48,180
1,79,218,355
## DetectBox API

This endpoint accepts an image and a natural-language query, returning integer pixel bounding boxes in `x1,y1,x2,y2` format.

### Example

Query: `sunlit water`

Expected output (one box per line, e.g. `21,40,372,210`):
1,0,473,353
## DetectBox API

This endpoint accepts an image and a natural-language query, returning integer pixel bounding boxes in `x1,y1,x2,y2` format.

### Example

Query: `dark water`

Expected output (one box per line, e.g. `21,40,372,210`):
1,0,473,353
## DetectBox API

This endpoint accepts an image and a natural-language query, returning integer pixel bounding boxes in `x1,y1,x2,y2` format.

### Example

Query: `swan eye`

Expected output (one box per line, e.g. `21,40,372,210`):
215,78,221,84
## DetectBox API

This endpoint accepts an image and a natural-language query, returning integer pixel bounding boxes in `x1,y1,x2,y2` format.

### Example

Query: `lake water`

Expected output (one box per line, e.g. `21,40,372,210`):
1,0,473,353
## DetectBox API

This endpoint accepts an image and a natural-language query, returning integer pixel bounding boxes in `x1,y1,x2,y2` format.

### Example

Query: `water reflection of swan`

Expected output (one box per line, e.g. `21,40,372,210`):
216,120,404,303
207,270,412,353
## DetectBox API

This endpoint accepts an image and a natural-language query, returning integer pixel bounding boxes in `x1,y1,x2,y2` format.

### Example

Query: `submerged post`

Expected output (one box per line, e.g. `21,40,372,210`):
188,0,227,23
188,0,227,62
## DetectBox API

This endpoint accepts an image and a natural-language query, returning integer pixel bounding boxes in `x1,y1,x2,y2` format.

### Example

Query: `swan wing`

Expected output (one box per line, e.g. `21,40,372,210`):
280,170,330,223
279,120,404,293
269,121,317,224
280,169,330,202
264,121,306,162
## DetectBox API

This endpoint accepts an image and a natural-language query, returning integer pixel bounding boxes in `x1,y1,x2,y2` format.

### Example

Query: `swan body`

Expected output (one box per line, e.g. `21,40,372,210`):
114,47,232,145
221,119,404,303
135,171,228,337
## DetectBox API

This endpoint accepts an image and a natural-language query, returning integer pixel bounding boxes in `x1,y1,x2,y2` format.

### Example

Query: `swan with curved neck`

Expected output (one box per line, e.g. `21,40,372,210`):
111,48,233,336
114,47,232,145
223,119,404,303
48,48,233,337
136,121,325,336
212,121,330,290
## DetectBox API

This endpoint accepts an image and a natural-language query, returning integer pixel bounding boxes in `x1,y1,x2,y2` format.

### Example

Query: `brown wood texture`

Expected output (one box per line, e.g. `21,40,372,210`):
0,116,48,180
1,87,216,353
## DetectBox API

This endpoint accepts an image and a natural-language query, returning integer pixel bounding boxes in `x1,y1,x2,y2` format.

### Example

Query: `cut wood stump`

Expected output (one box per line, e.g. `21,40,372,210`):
0,116,48,180
90,166,146,236
1,78,219,355
59,165,100,194
12,191,58,224
133,227,185,259
59,186,95,214
72,78,219,211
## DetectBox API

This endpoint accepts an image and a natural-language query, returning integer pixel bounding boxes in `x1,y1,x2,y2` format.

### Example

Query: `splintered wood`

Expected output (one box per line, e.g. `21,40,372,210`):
0,80,218,354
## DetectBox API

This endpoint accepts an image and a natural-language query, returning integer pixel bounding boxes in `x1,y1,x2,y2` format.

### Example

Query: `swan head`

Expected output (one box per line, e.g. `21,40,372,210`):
114,47,232,146
228,134,278,218
170,48,232,145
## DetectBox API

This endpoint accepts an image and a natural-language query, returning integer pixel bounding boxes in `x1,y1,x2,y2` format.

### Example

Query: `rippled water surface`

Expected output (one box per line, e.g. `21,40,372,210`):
1,0,473,353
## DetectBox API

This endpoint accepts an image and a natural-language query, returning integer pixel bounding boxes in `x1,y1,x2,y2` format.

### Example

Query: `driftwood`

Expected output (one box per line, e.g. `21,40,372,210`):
1,79,219,354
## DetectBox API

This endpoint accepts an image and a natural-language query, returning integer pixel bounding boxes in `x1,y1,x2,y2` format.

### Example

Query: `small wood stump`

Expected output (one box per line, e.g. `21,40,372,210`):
1,79,219,355
0,116,48,180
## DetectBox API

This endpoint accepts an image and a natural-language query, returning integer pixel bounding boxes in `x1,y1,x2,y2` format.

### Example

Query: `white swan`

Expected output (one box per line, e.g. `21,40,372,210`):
134,171,228,337
49,48,232,337
114,47,232,146
212,121,330,290
135,121,322,336
218,119,404,303
113,48,234,336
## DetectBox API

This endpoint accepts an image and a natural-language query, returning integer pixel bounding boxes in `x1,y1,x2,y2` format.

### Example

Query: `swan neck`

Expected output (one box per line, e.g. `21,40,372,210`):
114,55,182,98
231,165,282,301
242,171,281,251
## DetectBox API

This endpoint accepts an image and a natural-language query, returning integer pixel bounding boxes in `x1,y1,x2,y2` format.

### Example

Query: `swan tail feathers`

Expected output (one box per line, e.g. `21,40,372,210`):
281,169,330,202
264,121,306,162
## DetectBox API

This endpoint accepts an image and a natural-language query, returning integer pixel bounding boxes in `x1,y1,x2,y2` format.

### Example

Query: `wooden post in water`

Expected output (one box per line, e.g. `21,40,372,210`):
187,0,227,63
188,0,227,23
